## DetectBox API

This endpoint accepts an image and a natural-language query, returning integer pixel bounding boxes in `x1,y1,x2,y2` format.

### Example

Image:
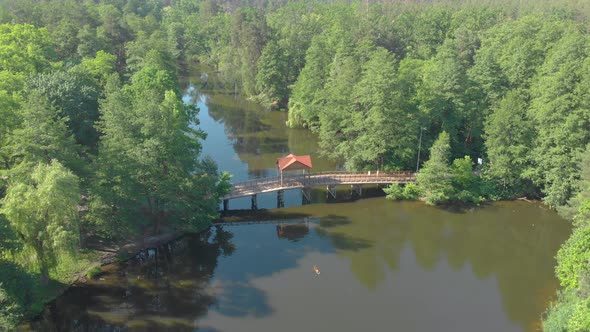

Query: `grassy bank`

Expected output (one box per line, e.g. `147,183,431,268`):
5,227,189,327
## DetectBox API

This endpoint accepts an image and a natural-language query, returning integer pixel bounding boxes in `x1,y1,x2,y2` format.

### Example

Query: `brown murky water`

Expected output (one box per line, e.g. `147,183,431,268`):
29,67,571,332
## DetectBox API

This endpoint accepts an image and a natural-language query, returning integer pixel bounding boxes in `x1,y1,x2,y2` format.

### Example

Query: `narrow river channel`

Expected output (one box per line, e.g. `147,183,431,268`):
30,67,571,332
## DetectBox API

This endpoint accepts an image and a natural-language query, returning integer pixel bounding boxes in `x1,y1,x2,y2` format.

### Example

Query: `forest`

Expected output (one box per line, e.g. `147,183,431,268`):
0,0,589,330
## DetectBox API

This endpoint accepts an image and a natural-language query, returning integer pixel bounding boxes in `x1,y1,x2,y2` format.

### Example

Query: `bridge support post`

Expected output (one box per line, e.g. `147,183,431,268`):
351,184,362,197
277,190,284,208
326,185,336,199
301,188,311,205
223,199,229,211
251,194,258,210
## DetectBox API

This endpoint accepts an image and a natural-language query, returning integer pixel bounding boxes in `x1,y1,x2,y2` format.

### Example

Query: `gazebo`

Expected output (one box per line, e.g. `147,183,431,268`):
276,153,312,186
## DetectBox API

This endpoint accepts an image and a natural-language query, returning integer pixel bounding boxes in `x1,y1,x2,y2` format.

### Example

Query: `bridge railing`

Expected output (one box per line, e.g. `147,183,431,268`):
228,171,415,191
223,171,416,198
230,171,415,185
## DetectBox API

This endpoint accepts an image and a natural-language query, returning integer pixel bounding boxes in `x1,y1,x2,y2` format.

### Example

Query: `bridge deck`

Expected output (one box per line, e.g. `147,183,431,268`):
223,171,416,199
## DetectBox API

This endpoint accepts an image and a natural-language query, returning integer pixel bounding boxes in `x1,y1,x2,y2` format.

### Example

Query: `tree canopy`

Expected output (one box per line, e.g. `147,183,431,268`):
1,0,590,329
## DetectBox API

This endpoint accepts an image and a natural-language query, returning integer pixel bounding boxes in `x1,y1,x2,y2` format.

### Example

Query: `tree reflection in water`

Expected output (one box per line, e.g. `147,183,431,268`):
307,200,570,331
276,224,309,242
30,226,238,332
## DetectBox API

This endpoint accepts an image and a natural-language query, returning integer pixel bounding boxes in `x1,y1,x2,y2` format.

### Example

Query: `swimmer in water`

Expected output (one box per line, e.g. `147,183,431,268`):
313,264,320,275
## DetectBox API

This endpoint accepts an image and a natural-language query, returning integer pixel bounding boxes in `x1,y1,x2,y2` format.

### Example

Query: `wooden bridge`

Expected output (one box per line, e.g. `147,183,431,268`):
222,171,416,210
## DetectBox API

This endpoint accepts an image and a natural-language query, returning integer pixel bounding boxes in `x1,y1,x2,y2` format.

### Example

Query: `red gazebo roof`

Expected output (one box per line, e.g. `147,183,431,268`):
276,154,312,172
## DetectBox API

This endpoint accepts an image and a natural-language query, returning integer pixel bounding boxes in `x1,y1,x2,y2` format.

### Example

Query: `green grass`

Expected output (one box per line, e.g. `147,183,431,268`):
85,266,102,279
1,248,102,321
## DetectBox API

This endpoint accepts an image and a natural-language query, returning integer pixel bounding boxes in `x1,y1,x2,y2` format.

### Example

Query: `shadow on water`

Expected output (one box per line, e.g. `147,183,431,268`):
291,199,571,330
27,199,572,332
316,227,373,252
27,226,275,331
275,224,309,242
318,214,352,228
211,281,272,318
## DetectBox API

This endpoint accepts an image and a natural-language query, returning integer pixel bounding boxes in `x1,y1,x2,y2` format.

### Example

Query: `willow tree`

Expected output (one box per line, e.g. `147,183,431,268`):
0,161,80,284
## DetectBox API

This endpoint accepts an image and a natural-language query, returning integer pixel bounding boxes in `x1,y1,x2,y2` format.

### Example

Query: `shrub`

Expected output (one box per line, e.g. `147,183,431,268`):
555,226,590,290
86,266,102,279
543,290,577,332
402,183,421,200
384,184,404,200
0,283,20,331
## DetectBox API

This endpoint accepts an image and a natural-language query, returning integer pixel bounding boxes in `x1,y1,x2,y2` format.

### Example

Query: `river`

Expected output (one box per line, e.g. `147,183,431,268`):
29,67,570,332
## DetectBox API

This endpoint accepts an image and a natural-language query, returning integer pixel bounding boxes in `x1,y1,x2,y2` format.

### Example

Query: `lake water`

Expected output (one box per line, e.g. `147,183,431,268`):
30,66,571,332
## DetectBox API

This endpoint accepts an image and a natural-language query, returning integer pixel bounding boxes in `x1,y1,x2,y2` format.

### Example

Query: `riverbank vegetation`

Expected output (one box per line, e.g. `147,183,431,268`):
0,0,589,330
0,0,230,326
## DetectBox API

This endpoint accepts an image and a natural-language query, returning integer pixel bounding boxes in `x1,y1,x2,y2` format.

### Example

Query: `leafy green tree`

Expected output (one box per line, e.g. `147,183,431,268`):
288,34,335,128
0,91,21,172
225,7,268,96
483,89,534,197
555,225,590,291
316,46,361,168
128,49,178,94
451,156,480,204
76,25,108,59
383,184,404,200
417,131,453,205
264,2,323,96
332,46,420,170
255,40,289,105
79,50,117,87
0,283,19,331
0,23,56,75
561,145,590,223
49,18,80,59
93,69,228,235
5,94,83,177
96,3,130,54
417,37,485,159
384,183,421,201
1,161,80,284
543,290,579,332
26,68,101,148
414,7,453,59
125,29,176,74
527,31,590,207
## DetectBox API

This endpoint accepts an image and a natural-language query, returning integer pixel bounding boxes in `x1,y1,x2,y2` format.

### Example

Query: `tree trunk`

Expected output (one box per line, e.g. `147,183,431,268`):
35,244,49,285
39,265,49,285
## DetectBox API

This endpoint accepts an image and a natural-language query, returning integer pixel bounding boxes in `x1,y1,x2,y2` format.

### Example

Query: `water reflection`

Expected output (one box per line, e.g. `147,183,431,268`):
301,200,570,331
182,69,337,180
276,224,309,241
30,226,239,332
32,201,569,332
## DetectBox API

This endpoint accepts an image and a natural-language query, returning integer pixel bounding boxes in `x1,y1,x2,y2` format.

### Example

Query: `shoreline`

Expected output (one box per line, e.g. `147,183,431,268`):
23,196,544,325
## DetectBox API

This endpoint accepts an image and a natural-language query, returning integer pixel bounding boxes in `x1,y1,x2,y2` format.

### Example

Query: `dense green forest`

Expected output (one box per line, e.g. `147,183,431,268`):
0,0,233,328
0,0,589,330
